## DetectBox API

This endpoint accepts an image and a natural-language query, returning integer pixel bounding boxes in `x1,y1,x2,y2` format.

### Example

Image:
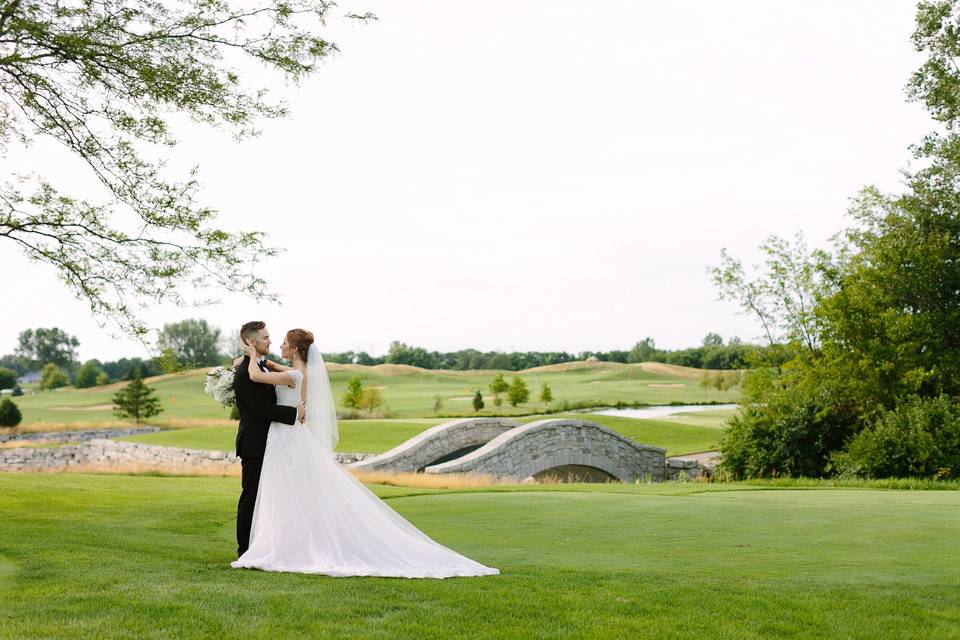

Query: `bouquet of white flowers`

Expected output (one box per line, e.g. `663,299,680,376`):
204,366,237,408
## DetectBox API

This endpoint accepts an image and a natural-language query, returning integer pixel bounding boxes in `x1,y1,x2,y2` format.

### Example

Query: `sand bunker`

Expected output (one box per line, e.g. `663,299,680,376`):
48,404,114,411
519,361,624,374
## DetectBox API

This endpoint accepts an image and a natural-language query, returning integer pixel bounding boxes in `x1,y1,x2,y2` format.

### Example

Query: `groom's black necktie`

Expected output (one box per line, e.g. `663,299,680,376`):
257,359,267,373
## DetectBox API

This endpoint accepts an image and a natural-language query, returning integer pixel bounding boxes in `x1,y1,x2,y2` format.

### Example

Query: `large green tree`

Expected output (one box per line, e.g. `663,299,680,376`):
39,363,69,390
157,319,222,368
74,359,106,389
713,1,960,479
0,367,15,390
0,1,370,338
15,327,79,370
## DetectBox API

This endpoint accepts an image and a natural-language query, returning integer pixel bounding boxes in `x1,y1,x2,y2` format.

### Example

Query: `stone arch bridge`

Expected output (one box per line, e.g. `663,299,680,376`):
349,417,666,482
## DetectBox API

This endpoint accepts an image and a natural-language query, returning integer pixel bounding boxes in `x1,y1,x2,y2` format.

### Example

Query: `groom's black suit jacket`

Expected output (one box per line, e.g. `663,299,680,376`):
233,355,298,458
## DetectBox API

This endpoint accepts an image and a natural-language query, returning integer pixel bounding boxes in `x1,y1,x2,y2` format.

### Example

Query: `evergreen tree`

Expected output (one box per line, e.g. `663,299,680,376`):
473,390,485,412
112,371,163,424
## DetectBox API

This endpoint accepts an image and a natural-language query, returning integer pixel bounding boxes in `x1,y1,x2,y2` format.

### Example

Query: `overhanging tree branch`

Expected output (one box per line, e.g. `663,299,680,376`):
0,0,372,340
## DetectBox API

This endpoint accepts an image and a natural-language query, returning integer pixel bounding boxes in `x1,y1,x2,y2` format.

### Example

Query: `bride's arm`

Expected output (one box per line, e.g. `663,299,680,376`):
241,341,295,387
264,359,293,372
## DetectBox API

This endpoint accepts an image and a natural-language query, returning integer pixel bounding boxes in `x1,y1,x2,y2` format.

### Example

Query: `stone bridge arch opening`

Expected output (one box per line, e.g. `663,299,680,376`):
418,444,487,472
532,464,618,483
349,418,522,475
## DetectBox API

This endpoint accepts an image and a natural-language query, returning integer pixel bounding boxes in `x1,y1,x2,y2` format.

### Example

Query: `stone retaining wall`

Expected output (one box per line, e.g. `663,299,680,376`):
665,457,708,480
0,426,161,443
0,439,373,472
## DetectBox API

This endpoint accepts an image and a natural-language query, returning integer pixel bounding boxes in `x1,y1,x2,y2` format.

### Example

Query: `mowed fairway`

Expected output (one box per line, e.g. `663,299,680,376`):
10,361,738,427
0,474,956,639
120,411,731,457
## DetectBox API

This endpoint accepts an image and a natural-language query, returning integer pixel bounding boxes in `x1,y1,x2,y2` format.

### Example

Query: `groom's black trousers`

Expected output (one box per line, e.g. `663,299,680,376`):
237,456,264,557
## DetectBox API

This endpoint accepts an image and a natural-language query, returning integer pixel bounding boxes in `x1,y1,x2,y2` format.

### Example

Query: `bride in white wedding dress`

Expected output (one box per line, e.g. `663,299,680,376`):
231,328,499,579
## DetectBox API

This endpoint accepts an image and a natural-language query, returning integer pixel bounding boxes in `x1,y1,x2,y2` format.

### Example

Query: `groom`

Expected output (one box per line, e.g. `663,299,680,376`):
233,320,302,557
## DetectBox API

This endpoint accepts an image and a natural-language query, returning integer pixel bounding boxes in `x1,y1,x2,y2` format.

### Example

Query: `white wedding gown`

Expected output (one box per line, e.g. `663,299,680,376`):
231,369,499,578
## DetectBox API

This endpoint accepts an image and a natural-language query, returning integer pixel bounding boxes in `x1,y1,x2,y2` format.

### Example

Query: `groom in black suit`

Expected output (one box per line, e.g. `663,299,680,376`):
233,320,301,557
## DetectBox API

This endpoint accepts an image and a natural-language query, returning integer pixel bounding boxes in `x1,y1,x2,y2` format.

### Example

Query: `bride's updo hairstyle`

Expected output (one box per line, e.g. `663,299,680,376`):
286,329,314,362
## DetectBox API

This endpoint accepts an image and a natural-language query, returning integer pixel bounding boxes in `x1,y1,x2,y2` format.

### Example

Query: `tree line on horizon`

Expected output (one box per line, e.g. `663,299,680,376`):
323,334,766,371
0,324,768,393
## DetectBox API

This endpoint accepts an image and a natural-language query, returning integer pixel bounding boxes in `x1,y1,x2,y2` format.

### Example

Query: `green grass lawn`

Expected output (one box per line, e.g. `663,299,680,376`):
10,362,739,427
120,412,726,457
120,419,447,454
0,474,956,639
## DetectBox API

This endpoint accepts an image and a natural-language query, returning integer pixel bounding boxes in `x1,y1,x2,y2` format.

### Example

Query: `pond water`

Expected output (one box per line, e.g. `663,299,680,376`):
590,403,738,420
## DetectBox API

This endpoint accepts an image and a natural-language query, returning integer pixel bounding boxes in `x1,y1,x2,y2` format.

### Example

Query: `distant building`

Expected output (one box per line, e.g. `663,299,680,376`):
17,371,41,385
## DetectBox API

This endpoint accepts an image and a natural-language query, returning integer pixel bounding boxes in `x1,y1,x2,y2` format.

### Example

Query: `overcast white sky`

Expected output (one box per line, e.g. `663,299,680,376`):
1,1,934,361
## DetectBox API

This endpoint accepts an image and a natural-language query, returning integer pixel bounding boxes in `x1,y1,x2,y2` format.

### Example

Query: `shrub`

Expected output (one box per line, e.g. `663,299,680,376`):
12,384,23,397
0,398,22,427
832,396,960,479
719,366,857,479
472,390,484,412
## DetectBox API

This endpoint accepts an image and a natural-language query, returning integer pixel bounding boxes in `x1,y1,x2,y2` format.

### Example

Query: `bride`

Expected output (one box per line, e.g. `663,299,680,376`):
231,328,499,579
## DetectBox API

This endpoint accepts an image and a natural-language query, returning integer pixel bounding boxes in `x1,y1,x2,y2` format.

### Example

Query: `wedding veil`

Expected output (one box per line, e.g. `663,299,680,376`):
305,344,339,451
